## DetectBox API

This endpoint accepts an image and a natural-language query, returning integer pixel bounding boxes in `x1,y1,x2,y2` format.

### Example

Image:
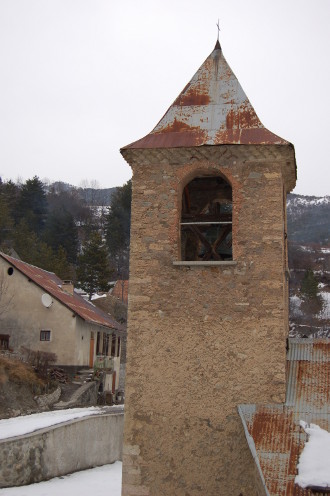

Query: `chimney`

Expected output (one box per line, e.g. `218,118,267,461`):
62,280,74,295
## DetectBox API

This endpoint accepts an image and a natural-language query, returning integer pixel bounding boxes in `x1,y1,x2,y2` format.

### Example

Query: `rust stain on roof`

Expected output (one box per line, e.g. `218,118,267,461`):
225,105,261,130
240,339,330,496
155,117,204,134
0,253,122,332
121,42,290,151
296,361,329,410
173,85,211,107
250,408,294,453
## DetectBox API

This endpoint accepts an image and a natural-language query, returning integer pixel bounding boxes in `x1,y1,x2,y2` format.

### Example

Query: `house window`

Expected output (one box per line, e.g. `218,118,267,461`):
96,331,101,354
0,334,9,350
181,176,232,261
40,330,51,341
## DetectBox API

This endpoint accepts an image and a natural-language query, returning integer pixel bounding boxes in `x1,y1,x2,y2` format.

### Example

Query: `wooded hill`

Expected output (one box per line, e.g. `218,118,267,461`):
286,194,330,337
287,193,330,245
0,177,329,335
0,177,131,300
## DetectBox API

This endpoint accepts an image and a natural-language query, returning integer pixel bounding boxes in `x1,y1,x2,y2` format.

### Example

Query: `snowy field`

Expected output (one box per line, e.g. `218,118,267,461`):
290,291,330,320
319,291,330,319
0,463,122,496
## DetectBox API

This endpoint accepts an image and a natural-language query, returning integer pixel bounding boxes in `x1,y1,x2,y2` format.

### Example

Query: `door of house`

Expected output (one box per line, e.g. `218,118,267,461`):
112,371,116,393
89,332,94,368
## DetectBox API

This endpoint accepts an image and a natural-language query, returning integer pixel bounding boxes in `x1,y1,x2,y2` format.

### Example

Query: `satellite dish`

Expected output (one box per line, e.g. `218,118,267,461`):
41,293,53,308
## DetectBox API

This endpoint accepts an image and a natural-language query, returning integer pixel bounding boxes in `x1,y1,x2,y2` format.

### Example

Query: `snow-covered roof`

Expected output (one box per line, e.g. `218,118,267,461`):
295,421,330,491
239,338,330,496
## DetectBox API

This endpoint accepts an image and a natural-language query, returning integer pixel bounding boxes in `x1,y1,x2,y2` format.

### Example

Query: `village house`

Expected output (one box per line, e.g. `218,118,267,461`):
0,252,123,390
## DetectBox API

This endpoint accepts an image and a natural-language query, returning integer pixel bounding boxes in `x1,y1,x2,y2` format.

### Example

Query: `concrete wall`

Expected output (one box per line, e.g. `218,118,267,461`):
0,410,124,488
121,144,295,496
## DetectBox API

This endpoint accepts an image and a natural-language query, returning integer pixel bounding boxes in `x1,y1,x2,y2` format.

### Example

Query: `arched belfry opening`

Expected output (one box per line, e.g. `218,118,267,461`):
181,176,232,261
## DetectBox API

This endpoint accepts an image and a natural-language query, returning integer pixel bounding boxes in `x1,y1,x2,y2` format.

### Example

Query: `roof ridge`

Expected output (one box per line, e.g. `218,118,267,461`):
0,252,122,331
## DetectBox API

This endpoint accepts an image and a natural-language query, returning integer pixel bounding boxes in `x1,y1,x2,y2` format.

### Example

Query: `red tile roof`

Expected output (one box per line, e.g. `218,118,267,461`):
239,339,330,496
0,253,122,332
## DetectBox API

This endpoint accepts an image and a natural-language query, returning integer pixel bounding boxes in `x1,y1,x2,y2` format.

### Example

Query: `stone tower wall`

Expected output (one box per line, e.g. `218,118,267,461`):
122,145,291,496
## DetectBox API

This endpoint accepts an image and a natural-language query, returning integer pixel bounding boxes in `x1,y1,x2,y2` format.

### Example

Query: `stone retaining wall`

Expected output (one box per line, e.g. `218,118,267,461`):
0,410,124,488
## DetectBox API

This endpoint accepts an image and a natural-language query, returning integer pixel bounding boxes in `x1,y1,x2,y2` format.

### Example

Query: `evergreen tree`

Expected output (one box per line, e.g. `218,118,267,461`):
13,220,72,277
0,197,14,245
300,268,324,316
0,180,19,246
16,176,48,235
43,208,79,264
105,180,131,276
13,220,41,264
76,232,112,300
52,246,74,281
0,180,20,221
301,269,319,299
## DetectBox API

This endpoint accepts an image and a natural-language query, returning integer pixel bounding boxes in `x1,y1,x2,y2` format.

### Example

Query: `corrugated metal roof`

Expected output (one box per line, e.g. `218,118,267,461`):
0,253,123,332
239,339,330,496
122,40,290,151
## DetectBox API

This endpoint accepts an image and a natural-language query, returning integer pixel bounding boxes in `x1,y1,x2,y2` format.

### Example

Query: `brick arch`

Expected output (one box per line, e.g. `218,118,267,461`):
178,165,233,194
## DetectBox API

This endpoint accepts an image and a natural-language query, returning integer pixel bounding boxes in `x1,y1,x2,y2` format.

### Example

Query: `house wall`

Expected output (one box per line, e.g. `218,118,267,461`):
0,258,107,367
75,318,98,367
122,145,294,496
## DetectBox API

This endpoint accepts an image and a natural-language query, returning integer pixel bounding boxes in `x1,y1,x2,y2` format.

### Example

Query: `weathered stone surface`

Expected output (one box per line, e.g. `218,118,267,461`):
35,386,61,410
122,146,294,495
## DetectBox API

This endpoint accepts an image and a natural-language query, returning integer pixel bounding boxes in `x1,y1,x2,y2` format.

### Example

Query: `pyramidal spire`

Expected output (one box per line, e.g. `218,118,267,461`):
215,19,221,50
122,40,288,150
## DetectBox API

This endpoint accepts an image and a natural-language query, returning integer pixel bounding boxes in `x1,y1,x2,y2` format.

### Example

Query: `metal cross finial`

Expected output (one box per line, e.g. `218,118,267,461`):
216,19,220,41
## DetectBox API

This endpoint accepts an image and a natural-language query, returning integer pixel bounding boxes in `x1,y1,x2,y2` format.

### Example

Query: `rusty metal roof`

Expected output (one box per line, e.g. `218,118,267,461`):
239,339,330,496
0,253,122,332
122,40,289,151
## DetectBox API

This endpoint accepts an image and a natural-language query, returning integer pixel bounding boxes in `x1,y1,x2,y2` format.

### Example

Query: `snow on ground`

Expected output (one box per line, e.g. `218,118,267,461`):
0,406,120,440
91,293,107,300
287,195,330,208
319,291,330,319
290,291,330,320
298,245,314,252
295,421,330,489
290,295,303,317
0,462,122,496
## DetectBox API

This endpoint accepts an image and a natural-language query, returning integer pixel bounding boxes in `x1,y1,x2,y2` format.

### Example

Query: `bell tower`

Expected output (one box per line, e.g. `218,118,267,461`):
120,40,296,496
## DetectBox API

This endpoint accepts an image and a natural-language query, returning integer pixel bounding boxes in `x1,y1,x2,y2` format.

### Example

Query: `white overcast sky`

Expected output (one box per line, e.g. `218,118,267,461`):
0,0,329,195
